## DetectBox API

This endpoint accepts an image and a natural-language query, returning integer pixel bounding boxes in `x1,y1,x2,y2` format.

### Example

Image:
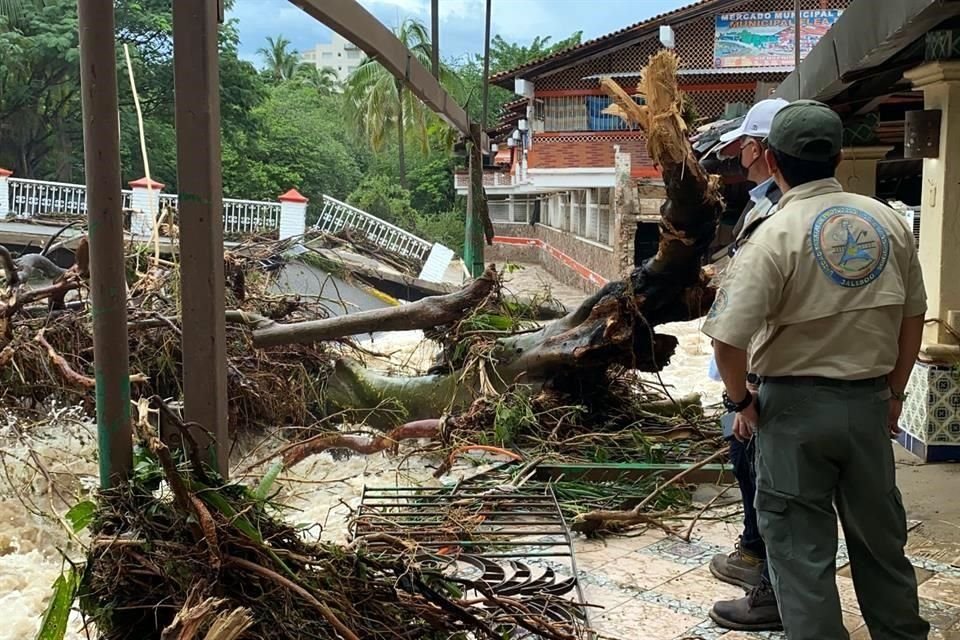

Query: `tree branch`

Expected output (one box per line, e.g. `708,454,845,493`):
251,267,498,347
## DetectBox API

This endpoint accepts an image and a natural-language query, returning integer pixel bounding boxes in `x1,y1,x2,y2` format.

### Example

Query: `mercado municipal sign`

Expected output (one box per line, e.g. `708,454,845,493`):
714,10,843,69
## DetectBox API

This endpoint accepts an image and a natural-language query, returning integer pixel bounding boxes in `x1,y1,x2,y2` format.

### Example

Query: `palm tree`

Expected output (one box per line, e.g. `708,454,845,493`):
0,0,29,25
257,35,299,83
296,64,338,95
344,18,462,188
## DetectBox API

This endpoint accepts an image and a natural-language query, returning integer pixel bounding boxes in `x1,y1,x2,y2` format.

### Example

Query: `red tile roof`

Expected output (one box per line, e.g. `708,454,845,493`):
490,0,742,87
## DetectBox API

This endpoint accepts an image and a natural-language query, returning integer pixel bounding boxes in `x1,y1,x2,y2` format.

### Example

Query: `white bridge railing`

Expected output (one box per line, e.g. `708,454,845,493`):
5,177,281,235
5,177,134,218
313,194,433,262
2,175,455,283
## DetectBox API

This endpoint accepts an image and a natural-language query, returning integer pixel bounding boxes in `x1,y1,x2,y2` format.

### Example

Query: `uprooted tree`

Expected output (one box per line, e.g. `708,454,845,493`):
244,51,723,432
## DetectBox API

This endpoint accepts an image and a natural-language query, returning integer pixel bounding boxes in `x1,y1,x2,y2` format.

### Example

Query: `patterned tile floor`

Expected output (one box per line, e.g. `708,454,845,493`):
569,512,960,639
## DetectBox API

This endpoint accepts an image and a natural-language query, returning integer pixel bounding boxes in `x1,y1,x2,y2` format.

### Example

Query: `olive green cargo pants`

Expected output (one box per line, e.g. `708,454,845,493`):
754,377,930,640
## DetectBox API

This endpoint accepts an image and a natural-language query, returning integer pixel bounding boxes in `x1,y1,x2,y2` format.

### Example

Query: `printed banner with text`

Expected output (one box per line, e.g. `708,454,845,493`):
714,10,843,69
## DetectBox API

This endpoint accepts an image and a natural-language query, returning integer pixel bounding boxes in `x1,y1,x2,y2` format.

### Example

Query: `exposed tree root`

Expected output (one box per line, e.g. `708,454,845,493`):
274,418,443,468
35,328,148,389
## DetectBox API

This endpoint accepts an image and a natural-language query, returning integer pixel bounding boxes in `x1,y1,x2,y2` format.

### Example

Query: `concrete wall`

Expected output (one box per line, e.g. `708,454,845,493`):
488,222,614,293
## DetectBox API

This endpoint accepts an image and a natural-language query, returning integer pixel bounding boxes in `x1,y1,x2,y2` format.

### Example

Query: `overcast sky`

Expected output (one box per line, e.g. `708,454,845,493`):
229,0,690,66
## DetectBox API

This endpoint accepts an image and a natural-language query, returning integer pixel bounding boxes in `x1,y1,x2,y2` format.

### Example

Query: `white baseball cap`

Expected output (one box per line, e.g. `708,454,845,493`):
719,98,790,144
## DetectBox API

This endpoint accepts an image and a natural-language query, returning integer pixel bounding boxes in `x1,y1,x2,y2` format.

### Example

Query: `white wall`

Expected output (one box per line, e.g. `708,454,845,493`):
301,32,363,84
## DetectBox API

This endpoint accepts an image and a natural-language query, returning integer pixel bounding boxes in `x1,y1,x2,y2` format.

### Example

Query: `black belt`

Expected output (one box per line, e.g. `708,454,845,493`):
756,375,886,388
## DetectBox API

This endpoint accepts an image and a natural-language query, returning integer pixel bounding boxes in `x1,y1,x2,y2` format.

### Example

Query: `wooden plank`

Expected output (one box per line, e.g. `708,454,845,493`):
533,463,734,485
289,0,486,148
172,0,229,477
77,0,133,488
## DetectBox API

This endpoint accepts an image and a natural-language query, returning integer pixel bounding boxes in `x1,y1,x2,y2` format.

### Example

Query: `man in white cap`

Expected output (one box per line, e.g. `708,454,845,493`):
714,97,791,256
703,97,789,632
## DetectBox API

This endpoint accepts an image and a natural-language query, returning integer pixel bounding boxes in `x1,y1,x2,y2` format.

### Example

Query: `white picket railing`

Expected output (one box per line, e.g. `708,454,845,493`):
453,171,527,190
2,176,455,283
6,177,122,218
6,177,280,235
222,198,281,234
313,194,433,262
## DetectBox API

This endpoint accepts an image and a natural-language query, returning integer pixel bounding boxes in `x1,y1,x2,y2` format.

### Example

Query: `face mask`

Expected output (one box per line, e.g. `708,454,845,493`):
738,140,762,179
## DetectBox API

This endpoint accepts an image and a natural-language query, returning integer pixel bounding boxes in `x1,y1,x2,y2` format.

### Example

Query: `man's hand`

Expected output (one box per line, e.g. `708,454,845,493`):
888,397,904,439
733,402,759,442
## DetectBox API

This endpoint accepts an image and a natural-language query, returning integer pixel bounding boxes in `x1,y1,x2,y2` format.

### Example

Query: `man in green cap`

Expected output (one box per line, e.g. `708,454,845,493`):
701,100,930,640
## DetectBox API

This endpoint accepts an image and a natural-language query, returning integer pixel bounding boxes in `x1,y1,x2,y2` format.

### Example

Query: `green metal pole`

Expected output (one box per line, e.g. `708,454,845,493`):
464,125,486,278
78,0,132,489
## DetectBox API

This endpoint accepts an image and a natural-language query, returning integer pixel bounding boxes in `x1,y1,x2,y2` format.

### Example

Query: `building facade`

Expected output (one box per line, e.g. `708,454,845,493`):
460,0,850,291
301,32,364,84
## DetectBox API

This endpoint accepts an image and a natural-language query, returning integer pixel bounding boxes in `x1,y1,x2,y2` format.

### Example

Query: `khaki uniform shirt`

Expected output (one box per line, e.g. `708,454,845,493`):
702,178,927,380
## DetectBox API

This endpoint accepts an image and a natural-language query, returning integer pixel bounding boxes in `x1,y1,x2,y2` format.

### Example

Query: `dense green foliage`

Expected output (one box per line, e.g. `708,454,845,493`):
0,1,578,253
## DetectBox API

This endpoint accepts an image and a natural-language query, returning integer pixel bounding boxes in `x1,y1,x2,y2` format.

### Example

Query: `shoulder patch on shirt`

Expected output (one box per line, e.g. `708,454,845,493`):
811,206,890,288
707,287,728,320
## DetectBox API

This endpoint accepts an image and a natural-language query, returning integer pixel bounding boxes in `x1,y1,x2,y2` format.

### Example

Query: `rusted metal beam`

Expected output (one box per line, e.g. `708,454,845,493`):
77,0,132,489
289,0,486,147
172,0,229,477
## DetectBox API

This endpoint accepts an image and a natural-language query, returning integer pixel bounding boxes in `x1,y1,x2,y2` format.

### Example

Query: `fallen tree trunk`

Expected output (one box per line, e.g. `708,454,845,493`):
250,268,498,347
315,52,721,428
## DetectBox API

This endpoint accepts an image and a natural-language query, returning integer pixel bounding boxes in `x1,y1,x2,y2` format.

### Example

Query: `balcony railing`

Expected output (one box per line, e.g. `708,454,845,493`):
453,172,526,190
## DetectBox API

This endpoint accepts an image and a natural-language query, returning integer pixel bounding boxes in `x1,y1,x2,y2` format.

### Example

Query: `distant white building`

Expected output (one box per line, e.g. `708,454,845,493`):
300,32,363,84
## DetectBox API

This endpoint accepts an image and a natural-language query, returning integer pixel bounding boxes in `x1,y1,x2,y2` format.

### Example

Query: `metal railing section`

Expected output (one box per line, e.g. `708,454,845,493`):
221,197,281,234
7,177,281,235
313,194,432,261
8,177,95,218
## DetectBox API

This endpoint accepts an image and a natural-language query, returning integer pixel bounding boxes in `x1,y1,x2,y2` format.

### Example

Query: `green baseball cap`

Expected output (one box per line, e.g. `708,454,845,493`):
768,100,843,161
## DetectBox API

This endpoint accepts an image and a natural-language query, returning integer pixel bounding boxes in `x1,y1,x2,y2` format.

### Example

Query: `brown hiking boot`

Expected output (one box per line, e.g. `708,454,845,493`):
709,578,783,631
709,541,763,589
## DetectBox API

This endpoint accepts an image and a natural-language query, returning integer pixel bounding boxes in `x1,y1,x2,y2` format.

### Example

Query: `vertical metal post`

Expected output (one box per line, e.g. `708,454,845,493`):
463,123,486,278
430,0,439,79
173,0,229,477
77,0,132,489
795,0,802,96
481,0,492,128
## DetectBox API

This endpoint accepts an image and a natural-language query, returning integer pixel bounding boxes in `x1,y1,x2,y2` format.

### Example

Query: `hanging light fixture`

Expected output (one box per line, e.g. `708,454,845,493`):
518,118,528,132
507,137,516,148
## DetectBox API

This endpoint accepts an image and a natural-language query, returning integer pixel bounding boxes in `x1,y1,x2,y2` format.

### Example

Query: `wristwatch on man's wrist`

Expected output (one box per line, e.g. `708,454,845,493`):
722,390,753,413
890,388,908,402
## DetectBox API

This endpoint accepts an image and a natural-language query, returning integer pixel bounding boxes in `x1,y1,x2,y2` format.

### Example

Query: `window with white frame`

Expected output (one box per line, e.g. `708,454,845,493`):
574,191,588,237
513,196,533,223
488,198,511,222
598,187,612,245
